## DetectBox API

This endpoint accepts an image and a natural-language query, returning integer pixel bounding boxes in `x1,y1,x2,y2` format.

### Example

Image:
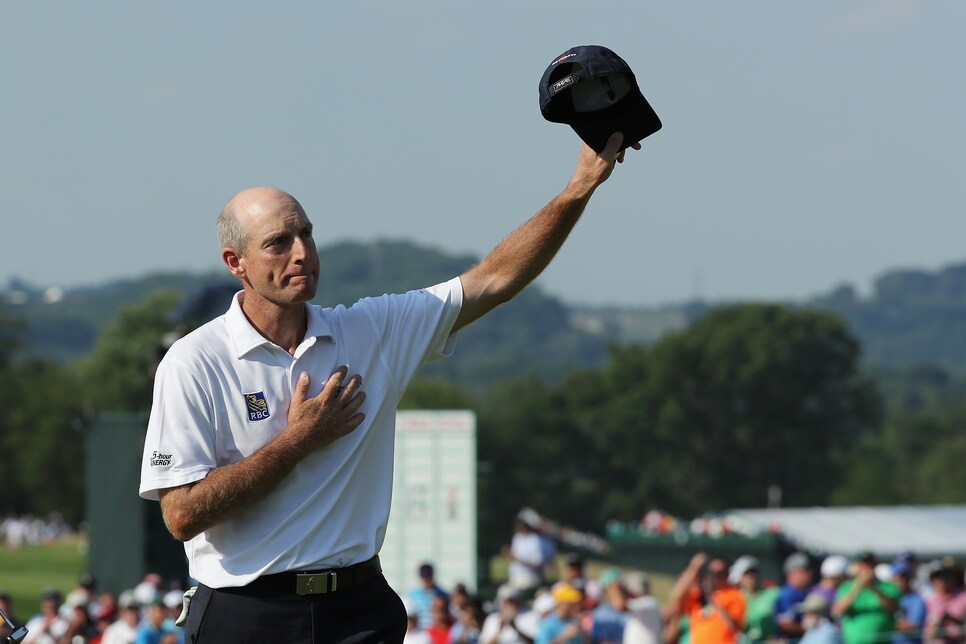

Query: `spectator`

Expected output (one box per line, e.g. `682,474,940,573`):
518,592,558,642
811,556,849,606
895,552,929,599
775,552,813,640
590,568,631,644
536,584,585,644
409,563,449,631
924,562,966,644
162,590,186,642
480,584,530,644
663,554,704,644
558,555,588,595
799,594,843,644
622,572,662,644
892,558,926,644
427,594,454,644
507,519,546,591
538,524,558,583
450,595,487,644
670,554,745,644
93,591,118,624
405,599,432,644
23,588,68,644
134,596,180,644
729,555,778,643
451,583,473,623
101,591,141,644
833,551,901,644
61,590,97,643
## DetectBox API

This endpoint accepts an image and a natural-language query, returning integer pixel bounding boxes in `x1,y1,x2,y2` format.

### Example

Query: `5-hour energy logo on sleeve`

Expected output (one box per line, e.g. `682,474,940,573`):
149,451,173,467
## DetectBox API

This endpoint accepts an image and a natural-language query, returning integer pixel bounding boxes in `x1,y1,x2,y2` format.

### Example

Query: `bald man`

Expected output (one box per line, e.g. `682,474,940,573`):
139,133,640,643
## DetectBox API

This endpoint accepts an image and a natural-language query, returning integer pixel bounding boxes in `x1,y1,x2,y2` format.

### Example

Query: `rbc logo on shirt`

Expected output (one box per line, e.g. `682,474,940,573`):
245,392,271,421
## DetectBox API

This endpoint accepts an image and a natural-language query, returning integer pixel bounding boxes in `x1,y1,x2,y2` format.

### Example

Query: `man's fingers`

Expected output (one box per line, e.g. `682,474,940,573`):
324,365,350,397
293,371,310,402
599,132,625,163
343,391,366,416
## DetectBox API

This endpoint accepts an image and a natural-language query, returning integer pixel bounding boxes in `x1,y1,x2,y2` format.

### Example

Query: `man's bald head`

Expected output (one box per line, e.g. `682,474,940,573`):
217,187,304,255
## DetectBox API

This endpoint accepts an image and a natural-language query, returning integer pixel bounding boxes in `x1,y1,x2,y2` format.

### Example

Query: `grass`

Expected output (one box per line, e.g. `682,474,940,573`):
0,538,88,620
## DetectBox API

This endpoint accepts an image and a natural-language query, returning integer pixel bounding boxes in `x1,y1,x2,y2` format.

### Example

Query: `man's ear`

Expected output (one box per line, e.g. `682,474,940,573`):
223,248,245,279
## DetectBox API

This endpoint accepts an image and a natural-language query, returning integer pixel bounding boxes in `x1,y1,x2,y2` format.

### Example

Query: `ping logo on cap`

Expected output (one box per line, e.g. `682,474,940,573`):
245,391,271,421
551,74,576,95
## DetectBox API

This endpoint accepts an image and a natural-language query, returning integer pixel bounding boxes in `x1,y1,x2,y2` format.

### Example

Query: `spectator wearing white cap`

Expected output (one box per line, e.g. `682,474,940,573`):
810,555,849,607
507,519,546,591
775,552,814,640
729,555,779,644
623,572,662,644
480,584,530,644
101,591,141,644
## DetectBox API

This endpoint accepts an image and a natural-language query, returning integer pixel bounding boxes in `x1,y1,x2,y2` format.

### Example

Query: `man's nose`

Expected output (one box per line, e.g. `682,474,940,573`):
292,236,309,260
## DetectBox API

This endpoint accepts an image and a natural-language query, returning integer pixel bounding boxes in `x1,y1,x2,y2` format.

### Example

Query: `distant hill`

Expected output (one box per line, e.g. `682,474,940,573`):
811,263,966,371
7,243,966,391
570,262,966,374
2,240,610,396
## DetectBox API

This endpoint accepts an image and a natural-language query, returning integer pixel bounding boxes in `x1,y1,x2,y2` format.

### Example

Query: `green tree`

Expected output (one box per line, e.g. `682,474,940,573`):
399,377,475,410
477,304,881,541
834,403,966,505
0,305,25,514
3,358,85,523
626,304,881,513
75,291,180,412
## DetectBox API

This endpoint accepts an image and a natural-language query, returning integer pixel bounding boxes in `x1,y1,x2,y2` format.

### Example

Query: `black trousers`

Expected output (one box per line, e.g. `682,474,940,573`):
182,574,407,644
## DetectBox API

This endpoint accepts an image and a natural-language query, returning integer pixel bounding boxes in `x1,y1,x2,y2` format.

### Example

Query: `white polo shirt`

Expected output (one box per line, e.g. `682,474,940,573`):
139,277,462,588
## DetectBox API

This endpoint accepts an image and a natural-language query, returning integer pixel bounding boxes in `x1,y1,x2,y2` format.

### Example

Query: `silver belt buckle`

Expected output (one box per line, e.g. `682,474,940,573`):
296,571,338,595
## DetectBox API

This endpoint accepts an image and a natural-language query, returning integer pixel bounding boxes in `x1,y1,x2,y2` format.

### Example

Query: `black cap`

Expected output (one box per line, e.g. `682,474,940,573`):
539,45,661,153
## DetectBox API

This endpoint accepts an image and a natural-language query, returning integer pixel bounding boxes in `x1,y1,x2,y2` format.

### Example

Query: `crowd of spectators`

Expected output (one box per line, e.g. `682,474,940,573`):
5,513,965,644
1,572,186,644
1,515,74,550
403,556,662,644
401,546,966,644
660,549,965,644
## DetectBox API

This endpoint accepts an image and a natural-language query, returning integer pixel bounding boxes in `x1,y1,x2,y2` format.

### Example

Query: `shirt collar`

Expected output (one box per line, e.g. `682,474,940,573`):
226,291,335,358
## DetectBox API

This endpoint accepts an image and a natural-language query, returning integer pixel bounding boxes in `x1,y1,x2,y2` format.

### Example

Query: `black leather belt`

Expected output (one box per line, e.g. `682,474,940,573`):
247,555,382,595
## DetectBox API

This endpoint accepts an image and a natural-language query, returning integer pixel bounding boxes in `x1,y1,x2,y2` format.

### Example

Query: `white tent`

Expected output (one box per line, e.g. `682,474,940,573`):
729,505,966,558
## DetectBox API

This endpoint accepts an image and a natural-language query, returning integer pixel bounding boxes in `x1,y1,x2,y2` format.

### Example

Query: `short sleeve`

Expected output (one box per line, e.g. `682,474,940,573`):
138,357,218,501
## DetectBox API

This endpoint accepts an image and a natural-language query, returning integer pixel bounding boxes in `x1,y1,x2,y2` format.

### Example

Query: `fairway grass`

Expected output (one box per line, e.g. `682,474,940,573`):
0,538,87,620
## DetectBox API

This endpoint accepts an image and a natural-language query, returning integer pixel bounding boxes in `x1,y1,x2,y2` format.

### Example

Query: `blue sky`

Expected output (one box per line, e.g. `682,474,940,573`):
2,1,964,306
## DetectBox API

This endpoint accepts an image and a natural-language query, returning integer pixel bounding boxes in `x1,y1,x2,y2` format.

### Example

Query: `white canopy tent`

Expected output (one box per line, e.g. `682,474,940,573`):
729,505,966,559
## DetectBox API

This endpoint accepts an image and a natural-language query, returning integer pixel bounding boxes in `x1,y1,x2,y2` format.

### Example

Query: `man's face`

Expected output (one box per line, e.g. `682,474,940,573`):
149,604,166,627
228,190,320,308
739,569,759,592
789,567,813,588
707,560,729,590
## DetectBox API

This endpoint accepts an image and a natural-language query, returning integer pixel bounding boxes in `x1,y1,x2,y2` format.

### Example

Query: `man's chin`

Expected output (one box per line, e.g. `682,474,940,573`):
287,277,318,300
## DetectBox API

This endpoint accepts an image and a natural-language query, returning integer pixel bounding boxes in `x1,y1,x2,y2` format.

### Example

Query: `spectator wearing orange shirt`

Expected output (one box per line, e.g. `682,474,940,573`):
670,554,746,644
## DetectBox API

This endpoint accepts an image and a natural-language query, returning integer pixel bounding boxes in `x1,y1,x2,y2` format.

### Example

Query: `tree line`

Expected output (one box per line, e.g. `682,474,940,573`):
3,290,966,561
